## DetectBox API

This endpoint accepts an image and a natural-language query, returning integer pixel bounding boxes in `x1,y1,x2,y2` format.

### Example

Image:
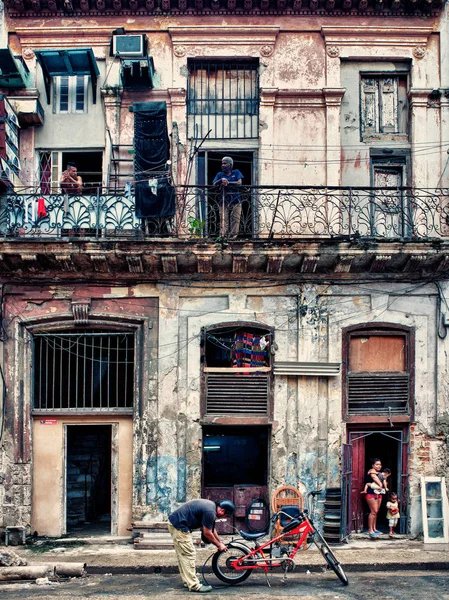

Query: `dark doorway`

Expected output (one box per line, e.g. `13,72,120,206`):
202,425,269,534
197,150,255,238
62,151,103,192
347,428,407,534
66,425,111,535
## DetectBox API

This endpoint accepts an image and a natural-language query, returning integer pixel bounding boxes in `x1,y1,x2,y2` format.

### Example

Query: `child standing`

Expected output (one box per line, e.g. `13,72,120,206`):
386,492,400,537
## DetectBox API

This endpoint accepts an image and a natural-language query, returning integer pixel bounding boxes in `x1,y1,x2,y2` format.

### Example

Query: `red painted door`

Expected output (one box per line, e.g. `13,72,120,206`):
349,434,366,533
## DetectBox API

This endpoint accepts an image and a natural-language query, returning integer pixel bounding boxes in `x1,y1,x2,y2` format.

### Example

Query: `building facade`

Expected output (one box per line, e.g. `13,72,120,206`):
0,0,448,541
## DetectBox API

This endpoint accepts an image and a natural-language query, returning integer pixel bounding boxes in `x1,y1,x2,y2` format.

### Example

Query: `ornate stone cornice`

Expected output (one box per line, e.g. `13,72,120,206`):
4,0,445,17
168,25,279,48
321,25,433,48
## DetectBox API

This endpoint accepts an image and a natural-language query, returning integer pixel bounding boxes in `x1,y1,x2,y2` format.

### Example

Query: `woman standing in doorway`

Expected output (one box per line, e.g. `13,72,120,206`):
365,458,384,538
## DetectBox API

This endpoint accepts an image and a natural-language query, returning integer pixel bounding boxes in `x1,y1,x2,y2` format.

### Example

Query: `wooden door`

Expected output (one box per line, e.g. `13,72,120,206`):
349,434,366,533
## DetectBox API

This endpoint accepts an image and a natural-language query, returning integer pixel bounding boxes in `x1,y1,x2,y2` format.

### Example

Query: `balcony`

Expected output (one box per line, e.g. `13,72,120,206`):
0,185,448,280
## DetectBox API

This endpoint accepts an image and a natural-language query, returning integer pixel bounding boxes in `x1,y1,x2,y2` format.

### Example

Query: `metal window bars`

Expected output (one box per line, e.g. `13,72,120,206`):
187,60,259,139
33,332,135,411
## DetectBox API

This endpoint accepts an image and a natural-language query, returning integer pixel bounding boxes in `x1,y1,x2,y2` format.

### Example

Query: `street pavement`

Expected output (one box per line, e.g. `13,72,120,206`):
13,536,449,573
1,571,449,600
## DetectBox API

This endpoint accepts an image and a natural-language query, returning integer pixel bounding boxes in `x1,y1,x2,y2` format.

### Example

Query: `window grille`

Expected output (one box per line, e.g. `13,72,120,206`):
39,151,52,194
187,60,259,139
33,332,134,410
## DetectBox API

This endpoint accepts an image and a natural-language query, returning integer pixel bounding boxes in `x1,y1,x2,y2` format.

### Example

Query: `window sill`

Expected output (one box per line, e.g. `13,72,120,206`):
32,408,134,416
362,133,409,143
344,414,410,423
204,366,271,373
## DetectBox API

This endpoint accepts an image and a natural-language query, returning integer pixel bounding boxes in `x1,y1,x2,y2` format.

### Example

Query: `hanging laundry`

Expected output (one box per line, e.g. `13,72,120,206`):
37,197,47,218
232,332,268,368
124,181,132,201
148,178,158,196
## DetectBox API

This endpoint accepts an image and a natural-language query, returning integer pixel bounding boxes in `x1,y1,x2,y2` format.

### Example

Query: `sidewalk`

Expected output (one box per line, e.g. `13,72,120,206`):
8,535,449,575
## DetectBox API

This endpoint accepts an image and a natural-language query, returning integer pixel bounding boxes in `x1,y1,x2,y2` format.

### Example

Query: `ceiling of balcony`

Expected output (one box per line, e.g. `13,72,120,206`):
3,0,445,17
0,239,447,283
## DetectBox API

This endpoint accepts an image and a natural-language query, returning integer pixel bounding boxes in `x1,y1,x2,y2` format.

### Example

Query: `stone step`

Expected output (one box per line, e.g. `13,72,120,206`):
132,522,169,530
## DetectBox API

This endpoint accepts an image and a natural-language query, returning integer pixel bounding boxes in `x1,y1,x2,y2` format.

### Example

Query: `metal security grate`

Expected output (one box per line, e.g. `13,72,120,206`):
206,374,269,415
33,332,134,410
348,373,409,414
187,60,259,140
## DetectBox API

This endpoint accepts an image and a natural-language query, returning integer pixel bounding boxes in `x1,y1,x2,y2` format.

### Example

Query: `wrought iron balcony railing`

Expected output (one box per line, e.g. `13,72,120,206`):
1,185,448,241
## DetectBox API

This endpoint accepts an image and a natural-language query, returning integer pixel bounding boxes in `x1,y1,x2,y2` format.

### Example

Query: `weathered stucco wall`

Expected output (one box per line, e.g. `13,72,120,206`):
0,279,448,536
11,13,447,190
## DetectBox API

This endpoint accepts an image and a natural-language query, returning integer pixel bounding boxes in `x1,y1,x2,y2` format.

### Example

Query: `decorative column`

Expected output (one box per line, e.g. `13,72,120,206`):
259,88,278,185
323,88,345,186
101,86,123,190
409,89,431,188
168,88,187,186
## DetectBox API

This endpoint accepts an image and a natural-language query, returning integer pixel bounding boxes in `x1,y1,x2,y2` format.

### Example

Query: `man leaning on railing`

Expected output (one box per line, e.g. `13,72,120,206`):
212,156,243,238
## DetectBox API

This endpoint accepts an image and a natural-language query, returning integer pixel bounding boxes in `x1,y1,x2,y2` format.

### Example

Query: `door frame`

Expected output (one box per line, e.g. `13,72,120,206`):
345,425,409,535
63,422,118,535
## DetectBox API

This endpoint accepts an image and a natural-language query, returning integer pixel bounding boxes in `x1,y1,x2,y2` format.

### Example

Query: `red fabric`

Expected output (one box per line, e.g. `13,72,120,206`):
37,197,47,218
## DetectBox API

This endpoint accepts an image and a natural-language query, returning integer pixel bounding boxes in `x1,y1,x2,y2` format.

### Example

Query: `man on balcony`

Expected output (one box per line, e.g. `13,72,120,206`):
60,162,83,195
213,156,243,238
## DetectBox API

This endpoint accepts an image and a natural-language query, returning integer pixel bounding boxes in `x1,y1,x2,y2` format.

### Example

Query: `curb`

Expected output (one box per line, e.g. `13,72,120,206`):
87,562,449,575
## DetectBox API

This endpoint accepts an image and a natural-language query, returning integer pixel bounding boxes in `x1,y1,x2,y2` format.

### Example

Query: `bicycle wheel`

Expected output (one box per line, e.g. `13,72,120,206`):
313,531,349,586
211,545,253,585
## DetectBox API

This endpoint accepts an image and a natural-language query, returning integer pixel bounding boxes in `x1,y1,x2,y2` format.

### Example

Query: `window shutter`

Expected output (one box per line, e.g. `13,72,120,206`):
348,373,409,415
75,75,85,112
361,77,379,134
380,77,398,133
59,76,69,112
205,373,269,415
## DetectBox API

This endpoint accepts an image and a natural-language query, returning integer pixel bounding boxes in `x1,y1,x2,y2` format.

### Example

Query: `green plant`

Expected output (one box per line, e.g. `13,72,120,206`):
188,216,206,236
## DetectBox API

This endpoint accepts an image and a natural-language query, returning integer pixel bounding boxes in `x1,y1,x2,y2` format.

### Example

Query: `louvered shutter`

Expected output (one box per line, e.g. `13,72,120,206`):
205,373,269,415
348,373,409,415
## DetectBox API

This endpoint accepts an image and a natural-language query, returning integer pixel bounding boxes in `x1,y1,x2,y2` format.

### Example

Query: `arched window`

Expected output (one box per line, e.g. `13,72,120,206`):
343,324,413,418
201,322,273,417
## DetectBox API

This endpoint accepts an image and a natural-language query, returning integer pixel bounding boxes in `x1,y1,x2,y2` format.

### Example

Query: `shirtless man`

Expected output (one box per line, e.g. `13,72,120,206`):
60,162,83,194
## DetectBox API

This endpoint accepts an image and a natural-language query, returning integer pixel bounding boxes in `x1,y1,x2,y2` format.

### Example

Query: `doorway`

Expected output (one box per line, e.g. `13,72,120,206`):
66,425,112,535
197,150,255,238
202,425,269,533
346,427,408,535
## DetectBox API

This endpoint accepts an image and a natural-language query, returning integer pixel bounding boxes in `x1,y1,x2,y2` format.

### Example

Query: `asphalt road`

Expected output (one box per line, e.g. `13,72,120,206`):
0,571,448,600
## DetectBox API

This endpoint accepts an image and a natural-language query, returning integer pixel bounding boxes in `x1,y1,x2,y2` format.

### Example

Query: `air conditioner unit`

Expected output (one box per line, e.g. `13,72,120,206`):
112,35,145,58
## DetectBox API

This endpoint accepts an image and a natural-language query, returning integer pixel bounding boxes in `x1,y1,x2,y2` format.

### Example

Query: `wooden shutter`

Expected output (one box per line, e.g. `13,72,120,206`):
379,77,398,133
205,373,269,415
361,77,379,134
361,76,400,135
348,373,409,414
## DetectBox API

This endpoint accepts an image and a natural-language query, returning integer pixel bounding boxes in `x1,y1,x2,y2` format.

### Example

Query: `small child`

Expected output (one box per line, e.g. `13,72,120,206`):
386,492,400,537
361,468,391,494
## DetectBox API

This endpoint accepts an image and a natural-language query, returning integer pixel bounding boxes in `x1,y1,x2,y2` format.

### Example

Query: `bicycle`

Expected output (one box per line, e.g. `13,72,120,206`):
211,508,349,586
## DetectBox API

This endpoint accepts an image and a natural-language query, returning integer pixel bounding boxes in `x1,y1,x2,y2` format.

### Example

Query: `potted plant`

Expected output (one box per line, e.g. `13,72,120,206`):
188,216,206,237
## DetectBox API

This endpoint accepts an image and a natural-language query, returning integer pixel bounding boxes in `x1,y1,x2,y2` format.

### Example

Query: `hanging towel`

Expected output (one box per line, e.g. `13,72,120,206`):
37,197,47,218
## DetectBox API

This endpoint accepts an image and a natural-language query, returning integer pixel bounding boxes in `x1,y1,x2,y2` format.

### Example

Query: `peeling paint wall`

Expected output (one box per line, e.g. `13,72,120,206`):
8,13,446,190
0,277,448,538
